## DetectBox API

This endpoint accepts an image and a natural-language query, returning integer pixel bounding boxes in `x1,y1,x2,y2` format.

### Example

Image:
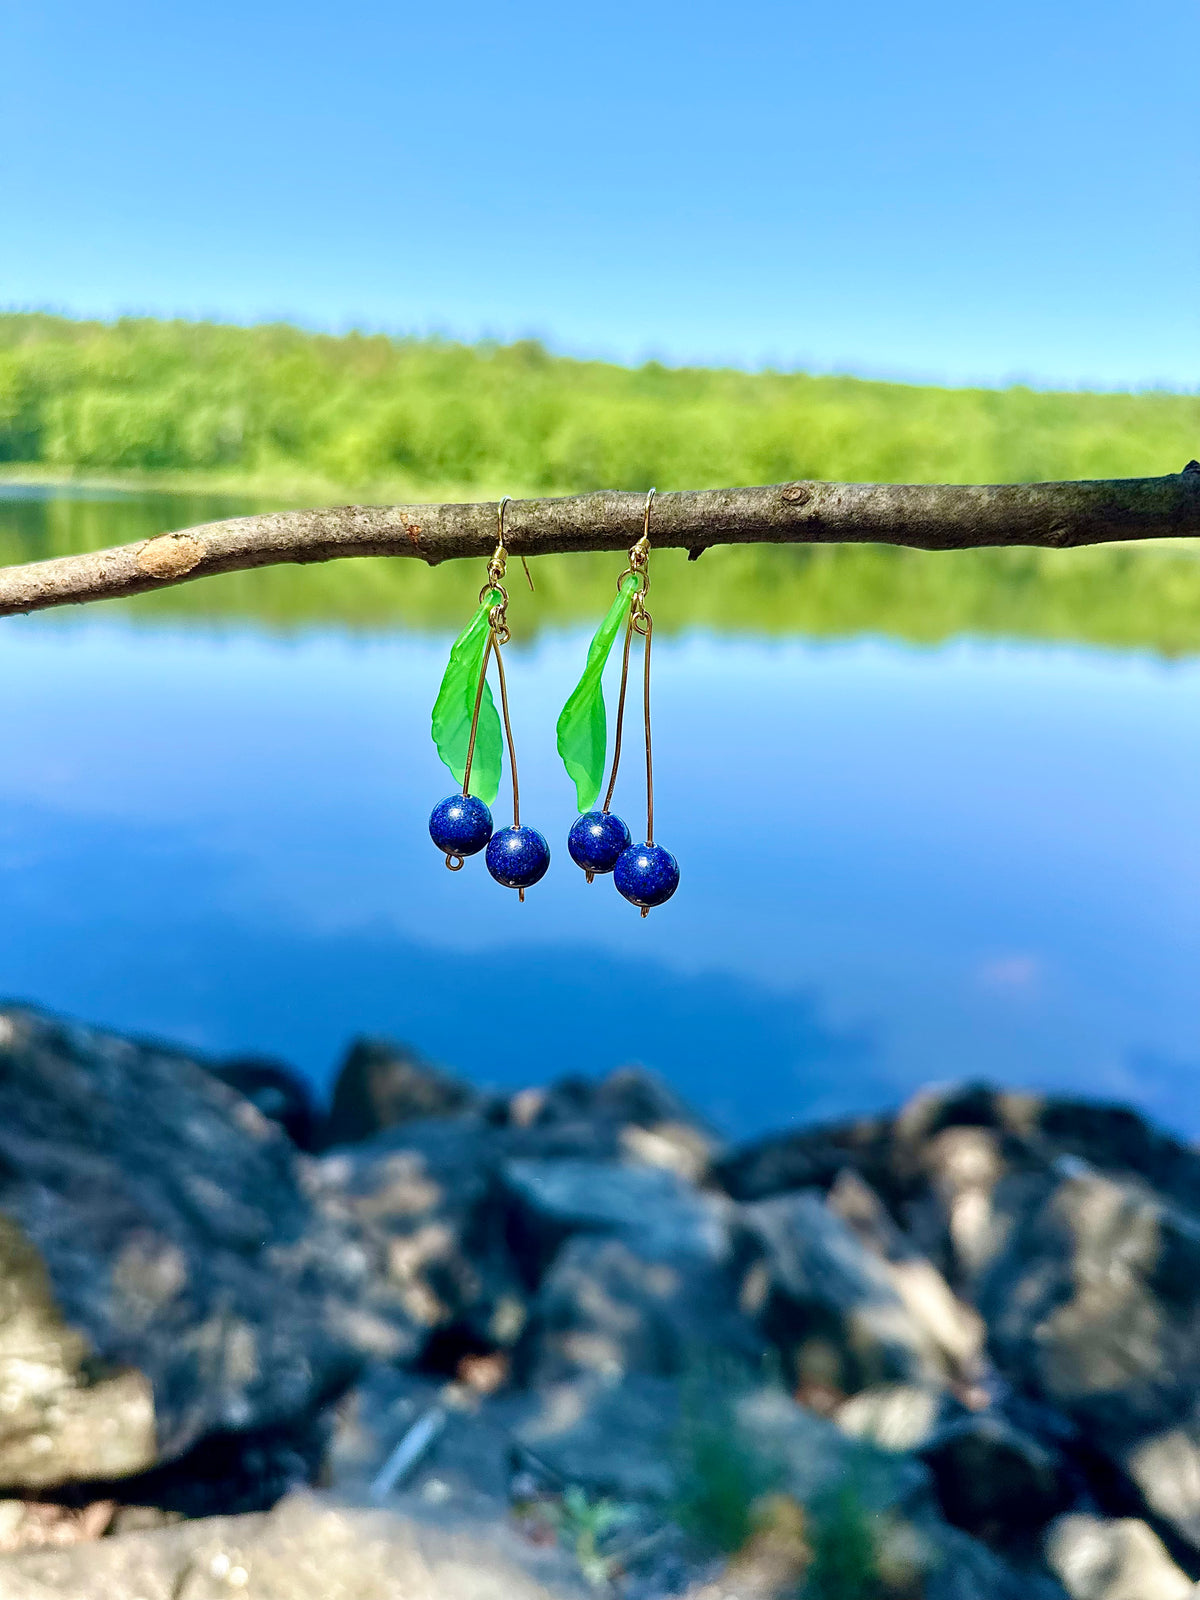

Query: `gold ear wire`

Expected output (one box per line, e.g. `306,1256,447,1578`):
498,496,534,591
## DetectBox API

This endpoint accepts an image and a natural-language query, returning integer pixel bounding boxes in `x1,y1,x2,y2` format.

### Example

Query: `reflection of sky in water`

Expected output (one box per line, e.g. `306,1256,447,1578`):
0,614,1197,1140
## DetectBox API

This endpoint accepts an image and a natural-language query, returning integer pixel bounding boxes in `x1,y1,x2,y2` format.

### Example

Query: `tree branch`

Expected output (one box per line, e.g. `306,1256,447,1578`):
2,466,1198,617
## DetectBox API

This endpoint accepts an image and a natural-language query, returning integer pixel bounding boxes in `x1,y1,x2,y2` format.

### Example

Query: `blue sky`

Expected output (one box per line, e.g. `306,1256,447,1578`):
2,0,1197,388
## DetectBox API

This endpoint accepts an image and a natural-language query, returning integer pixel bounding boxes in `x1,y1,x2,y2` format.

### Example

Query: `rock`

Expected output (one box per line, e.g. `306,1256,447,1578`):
0,1489,584,1599
306,1118,528,1356
711,1108,899,1204
0,1005,373,1490
514,1369,927,1519
827,1168,988,1385
323,1036,477,1148
519,1231,762,1388
0,1498,115,1555
514,1374,683,1503
712,1080,1200,1274
512,1066,708,1138
976,1163,1200,1554
323,1363,515,1519
210,1055,319,1150
86,1417,329,1520
506,1068,719,1182
1045,1513,1196,1600
835,1383,950,1451
919,1518,1071,1600
503,1156,767,1392
921,1415,1072,1550
507,1156,763,1447
741,1187,962,1399
730,1384,929,1515
503,1158,730,1260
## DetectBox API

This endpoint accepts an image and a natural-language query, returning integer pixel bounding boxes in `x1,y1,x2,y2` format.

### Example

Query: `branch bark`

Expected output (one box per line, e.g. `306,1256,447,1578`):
2,466,1198,618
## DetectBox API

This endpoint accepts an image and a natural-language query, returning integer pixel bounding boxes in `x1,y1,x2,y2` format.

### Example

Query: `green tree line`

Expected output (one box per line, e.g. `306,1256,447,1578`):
1,313,1196,494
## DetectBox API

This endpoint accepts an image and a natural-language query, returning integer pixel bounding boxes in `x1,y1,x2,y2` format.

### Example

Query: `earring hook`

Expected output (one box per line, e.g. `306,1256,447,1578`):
642,486,655,542
497,496,534,591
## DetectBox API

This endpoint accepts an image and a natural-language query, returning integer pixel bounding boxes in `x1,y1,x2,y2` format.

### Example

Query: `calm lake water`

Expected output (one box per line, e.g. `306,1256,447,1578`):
2,484,1199,1139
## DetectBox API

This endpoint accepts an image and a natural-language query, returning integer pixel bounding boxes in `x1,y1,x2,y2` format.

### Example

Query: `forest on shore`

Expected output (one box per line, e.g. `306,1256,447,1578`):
2,312,1197,499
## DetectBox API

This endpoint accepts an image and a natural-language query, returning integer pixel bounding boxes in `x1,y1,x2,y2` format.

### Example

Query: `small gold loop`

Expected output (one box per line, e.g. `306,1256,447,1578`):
489,603,512,647
621,487,654,598
444,852,465,872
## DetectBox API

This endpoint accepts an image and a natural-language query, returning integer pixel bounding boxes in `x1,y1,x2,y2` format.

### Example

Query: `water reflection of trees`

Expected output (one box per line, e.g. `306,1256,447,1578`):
3,489,1200,655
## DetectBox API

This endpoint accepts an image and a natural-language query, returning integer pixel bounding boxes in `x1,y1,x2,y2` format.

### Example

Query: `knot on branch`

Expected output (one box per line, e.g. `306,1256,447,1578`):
136,535,207,580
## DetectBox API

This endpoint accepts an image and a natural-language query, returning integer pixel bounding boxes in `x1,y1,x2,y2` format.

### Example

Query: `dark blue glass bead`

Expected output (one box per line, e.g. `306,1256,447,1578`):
486,825,551,889
614,842,680,909
568,810,631,875
429,794,493,857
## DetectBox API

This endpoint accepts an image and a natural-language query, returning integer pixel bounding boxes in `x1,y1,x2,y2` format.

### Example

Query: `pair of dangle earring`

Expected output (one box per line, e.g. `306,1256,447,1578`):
427,499,550,897
557,489,680,914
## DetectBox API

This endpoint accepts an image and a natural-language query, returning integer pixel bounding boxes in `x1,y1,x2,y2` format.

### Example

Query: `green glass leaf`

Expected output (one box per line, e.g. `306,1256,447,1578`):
431,590,503,804
556,573,639,811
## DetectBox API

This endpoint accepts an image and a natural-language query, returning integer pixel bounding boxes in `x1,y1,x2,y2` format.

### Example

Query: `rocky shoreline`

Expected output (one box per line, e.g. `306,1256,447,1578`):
0,1005,1197,1598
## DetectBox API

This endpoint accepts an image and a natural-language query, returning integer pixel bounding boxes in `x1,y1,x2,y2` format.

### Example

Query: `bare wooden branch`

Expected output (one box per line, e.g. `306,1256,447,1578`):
1,466,1198,617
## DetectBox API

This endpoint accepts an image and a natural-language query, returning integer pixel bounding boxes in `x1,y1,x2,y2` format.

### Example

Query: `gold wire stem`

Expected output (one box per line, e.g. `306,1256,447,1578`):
601,610,636,815
492,630,521,829
459,631,495,801
639,609,655,847
491,630,526,900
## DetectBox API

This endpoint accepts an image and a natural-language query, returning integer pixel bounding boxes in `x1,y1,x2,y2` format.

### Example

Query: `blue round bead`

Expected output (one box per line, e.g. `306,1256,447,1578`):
614,842,680,909
568,810,631,875
429,794,493,857
486,825,551,889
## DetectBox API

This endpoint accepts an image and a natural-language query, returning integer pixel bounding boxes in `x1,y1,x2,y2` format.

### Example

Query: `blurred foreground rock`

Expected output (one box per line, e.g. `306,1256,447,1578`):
0,1006,405,1491
7,1005,1200,1597
0,1490,584,1600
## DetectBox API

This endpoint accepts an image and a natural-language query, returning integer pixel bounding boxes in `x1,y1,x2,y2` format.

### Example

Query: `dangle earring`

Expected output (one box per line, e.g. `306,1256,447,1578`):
557,488,679,915
428,498,549,898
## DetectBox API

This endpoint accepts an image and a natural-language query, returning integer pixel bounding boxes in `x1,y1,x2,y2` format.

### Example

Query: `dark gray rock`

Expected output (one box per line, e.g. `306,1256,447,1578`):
512,1373,683,1503
919,1518,1071,1600
713,1079,1200,1273
732,1382,930,1513
510,1066,710,1140
512,1369,927,1518
211,1055,318,1150
322,1037,478,1149
827,1168,987,1385
323,1363,515,1518
711,1107,900,1203
506,1156,762,1395
307,1118,528,1357
921,1415,1072,1551
500,1067,719,1182
0,1005,381,1490
742,1187,966,1399
502,1158,729,1260
519,1232,762,1389
976,1162,1200,1556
